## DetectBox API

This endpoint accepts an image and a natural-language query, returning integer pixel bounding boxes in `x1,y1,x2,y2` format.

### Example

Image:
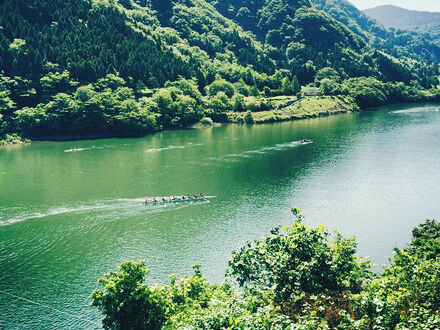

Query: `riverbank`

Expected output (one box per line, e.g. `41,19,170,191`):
1,95,360,144
0,134,29,146
224,96,360,124
3,94,435,144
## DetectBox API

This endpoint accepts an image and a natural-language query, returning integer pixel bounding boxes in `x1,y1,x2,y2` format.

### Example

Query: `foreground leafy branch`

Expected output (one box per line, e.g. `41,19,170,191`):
91,210,440,329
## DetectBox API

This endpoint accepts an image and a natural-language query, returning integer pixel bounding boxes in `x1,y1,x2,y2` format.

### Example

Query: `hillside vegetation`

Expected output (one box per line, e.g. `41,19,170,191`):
314,0,440,62
1,0,440,141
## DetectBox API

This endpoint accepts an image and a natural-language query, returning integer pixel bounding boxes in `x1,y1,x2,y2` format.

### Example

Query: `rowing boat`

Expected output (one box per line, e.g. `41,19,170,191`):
143,196,211,206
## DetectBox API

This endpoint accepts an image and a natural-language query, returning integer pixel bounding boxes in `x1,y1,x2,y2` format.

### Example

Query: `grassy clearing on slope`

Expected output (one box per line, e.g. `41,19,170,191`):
226,96,359,123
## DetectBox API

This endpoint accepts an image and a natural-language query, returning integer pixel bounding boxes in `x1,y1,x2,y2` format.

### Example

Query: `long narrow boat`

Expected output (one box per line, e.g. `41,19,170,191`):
143,196,210,206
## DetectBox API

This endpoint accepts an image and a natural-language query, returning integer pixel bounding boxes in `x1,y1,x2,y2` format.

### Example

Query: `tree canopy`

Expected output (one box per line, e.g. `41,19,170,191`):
91,209,440,329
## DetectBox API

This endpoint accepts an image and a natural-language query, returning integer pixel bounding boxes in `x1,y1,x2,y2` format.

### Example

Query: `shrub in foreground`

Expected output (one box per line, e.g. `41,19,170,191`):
91,211,440,329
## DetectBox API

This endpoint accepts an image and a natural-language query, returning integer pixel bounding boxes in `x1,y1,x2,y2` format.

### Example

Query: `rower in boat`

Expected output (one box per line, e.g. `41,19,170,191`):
144,199,148,204
153,198,158,203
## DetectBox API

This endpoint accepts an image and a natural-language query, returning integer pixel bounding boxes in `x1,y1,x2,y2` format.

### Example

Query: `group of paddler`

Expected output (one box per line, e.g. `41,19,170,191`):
144,193,204,204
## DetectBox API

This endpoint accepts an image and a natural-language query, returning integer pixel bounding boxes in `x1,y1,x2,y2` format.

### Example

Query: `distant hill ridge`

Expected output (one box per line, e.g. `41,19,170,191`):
363,4,440,30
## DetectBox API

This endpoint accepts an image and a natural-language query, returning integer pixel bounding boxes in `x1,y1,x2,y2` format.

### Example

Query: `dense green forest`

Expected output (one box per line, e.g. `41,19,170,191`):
91,209,440,329
313,0,440,62
1,0,440,141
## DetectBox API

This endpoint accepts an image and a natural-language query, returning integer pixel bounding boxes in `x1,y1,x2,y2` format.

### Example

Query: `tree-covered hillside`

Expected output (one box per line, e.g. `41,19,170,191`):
208,0,380,81
206,0,438,84
313,0,440,63
0,0,196,99
0,0,439,141
0,0,280,139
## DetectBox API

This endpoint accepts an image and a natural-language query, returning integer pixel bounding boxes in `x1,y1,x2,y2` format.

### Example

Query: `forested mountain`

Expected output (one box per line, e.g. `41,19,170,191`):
312,0,440,63
208,0,387,80
412,24,440,40
207,0,439,85
364,5,440,40
1,0,440,141
364,5,440,30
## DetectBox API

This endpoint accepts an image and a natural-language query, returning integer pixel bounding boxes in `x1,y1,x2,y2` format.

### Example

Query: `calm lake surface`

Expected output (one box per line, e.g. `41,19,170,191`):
1,103,440,328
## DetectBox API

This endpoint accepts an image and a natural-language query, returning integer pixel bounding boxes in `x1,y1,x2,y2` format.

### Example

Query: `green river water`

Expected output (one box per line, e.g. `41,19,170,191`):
1,103,440,328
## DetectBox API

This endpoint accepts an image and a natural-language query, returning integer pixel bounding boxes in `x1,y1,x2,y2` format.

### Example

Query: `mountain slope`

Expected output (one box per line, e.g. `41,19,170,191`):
206,0,418,83
364,5,440,30
311,0,388,43
206,0,310,40
0,0,196,102
0,0,292,138
313,0,440,65
0,0,439,141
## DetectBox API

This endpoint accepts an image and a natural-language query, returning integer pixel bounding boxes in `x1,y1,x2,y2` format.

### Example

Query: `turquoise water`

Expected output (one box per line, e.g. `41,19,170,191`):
1,103,440,328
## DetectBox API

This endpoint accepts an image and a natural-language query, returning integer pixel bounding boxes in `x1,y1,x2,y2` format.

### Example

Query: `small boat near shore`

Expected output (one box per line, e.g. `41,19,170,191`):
143,195,213,206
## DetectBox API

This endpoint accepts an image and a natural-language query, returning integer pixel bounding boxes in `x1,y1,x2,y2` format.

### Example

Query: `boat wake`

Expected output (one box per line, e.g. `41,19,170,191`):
0,197,210,227
64,146,104,153
219,140,312,160
391,107,440,114
245,140,312,154
146,143,203,153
